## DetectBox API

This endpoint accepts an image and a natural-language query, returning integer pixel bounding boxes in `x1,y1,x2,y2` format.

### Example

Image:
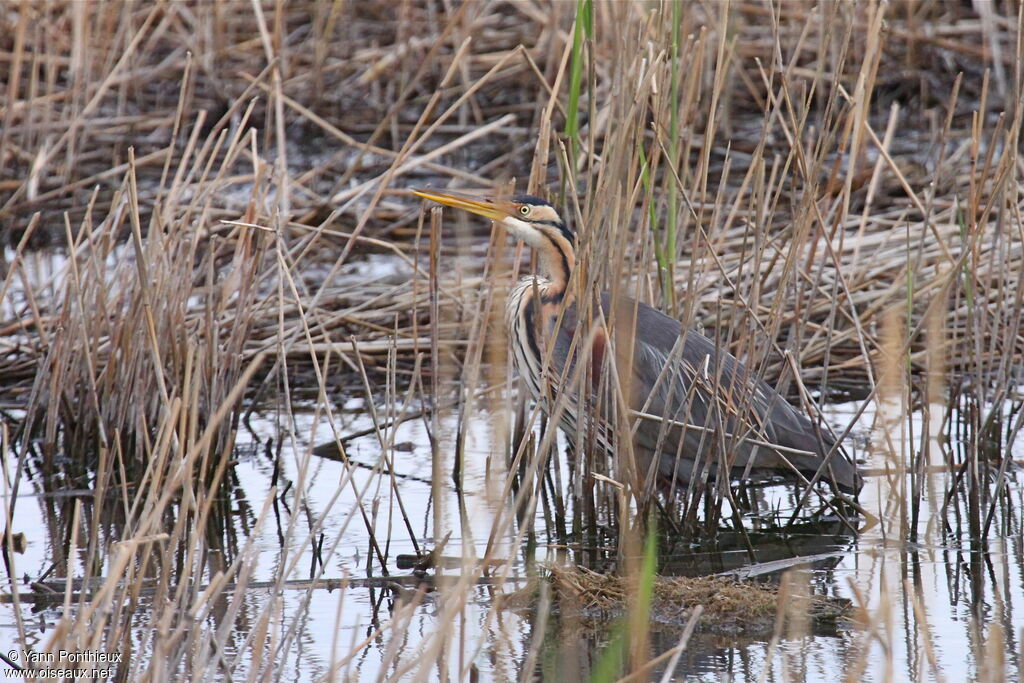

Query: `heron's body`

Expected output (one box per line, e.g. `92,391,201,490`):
413,189,861,494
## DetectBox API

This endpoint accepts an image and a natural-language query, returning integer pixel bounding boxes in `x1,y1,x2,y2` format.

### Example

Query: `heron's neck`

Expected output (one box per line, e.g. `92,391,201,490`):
533,231,575,305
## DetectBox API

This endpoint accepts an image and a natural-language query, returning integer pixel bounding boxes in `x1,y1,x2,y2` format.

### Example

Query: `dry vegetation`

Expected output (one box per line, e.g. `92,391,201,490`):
537,565,848,631
0,0,1022,680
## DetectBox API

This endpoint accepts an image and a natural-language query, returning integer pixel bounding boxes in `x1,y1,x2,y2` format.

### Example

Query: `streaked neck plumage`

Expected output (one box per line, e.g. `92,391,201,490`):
532,227,575,307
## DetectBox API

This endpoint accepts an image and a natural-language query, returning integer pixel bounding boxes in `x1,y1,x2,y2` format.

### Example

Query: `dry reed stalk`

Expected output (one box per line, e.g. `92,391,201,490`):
0,1,1022,680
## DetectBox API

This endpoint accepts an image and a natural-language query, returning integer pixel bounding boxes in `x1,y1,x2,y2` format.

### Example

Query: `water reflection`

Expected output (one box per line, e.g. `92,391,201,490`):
3,391,1023,680
660,519,856,578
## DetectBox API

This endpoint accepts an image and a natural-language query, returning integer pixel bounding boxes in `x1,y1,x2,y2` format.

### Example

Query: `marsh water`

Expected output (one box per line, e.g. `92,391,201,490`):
2,250,1022,681
6,398,1023,680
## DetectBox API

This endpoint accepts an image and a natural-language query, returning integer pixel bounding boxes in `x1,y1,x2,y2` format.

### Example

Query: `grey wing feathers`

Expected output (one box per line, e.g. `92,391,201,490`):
561,293,861,492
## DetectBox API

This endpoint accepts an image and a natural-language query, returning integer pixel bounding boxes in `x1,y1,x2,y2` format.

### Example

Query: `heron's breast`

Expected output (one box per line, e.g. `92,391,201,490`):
506,277,566,395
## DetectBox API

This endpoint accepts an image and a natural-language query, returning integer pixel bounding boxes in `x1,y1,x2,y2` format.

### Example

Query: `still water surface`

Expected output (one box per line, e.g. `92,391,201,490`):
3,393,1021,680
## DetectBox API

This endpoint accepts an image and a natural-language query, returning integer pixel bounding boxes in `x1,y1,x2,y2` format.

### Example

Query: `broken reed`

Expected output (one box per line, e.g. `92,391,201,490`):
0,0,1022,680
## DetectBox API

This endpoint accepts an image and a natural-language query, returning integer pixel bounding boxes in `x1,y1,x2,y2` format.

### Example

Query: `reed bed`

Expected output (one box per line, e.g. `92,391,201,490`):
1,1,1023,680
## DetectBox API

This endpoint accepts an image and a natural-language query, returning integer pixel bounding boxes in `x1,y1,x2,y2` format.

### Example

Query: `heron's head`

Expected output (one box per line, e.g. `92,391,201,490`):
411,189,573,251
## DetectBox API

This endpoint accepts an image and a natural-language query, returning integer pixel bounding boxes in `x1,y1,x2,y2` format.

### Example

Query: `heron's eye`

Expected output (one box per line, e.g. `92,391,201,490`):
519,205,531,216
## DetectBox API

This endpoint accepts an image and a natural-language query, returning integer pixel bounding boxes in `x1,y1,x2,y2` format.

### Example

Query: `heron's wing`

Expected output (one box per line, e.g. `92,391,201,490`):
590,293,860,491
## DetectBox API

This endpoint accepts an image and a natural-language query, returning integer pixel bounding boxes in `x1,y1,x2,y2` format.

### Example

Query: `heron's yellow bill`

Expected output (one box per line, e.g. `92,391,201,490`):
411,188,514,223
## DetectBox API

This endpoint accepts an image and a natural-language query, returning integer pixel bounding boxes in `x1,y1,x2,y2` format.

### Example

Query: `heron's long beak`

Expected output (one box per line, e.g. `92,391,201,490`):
411,188,515,223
